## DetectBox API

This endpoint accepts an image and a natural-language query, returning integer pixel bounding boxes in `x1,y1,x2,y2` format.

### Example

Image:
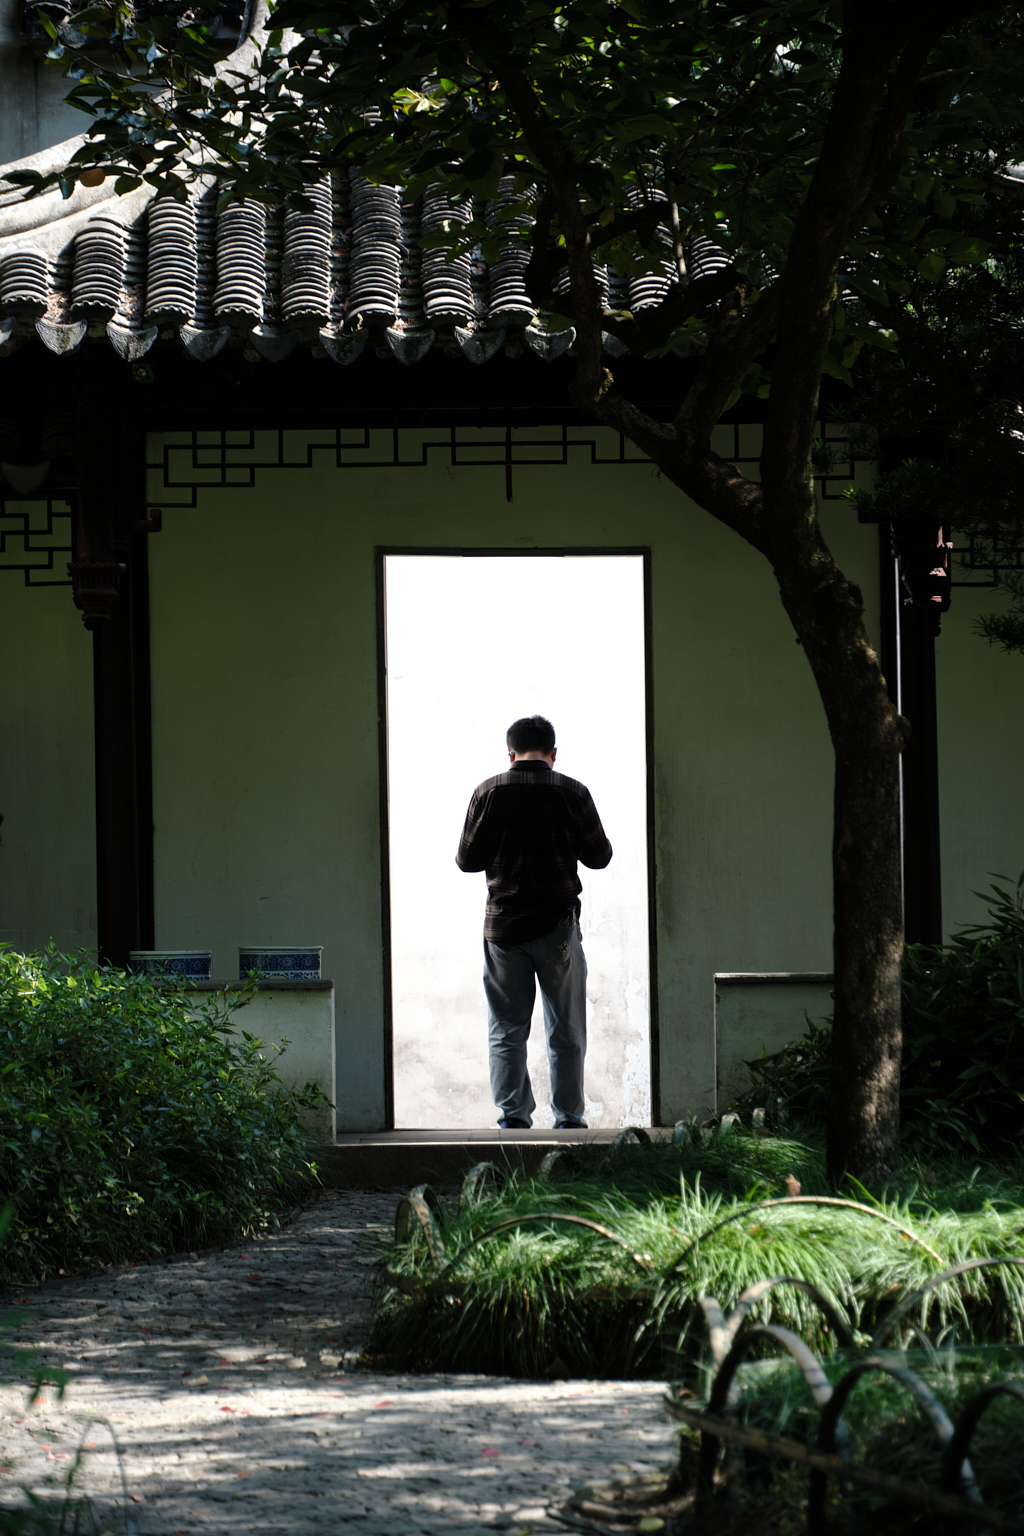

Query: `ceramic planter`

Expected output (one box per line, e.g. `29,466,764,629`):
238,946,322,981
129,950,212,979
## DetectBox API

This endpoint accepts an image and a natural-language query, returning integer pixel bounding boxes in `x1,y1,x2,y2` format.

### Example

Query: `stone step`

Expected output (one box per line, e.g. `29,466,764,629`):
321,1126,666,1188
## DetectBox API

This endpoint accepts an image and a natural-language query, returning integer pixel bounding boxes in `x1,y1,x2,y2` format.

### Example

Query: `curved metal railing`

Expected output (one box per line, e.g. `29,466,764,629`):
668,1257,1024,1533
383,1166,1024,1532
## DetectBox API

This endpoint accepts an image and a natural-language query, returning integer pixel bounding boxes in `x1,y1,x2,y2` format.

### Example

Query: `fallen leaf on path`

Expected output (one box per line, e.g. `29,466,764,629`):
220,1406,233,1413
482,1447,501,1458
131,1494,145,1503
374,1400,394,1408
180,1370,192,1378
193,1374,209,1386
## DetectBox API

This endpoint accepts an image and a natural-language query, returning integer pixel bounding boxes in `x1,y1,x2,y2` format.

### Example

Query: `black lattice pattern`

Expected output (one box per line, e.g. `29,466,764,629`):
950,530,1024,589
0,498,74,586
145,422,861,507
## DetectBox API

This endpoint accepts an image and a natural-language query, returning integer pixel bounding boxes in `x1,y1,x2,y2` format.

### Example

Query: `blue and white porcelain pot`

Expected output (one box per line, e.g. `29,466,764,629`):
238,946,322,981
129,950,212,979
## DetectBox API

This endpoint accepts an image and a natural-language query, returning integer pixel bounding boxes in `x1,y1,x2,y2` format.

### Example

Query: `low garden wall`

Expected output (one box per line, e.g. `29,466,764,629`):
184,981,337,1142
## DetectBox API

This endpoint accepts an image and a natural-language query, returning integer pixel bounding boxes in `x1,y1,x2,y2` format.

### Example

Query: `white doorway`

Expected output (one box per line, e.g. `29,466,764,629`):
383,552,652,1129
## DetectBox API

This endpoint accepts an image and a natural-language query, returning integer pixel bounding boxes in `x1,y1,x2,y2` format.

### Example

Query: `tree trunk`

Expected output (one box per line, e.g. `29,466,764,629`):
828,722,904,1180
771,546,906,1180
512,0,959,1181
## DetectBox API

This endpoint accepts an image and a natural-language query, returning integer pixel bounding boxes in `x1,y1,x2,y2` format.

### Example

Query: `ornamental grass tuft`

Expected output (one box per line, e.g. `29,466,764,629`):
369,1128,1024,1380
0,946,322,1283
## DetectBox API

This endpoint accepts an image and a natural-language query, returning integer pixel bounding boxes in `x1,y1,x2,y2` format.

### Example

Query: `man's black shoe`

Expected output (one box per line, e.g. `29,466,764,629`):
553,1120,586,1130
497,1116,530,1129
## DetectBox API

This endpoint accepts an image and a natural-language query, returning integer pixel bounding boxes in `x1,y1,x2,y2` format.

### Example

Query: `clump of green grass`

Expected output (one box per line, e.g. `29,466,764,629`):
369,1127,1024,1379
551,1124,829,1200
0,946,323,1283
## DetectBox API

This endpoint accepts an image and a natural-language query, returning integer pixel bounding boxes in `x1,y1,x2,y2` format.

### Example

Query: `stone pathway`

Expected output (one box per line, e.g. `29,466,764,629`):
1,1190,675,1534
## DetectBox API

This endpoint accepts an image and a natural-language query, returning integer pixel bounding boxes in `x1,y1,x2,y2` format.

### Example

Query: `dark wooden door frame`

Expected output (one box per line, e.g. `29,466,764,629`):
878,519,944,946
375,545,660,1129
76,360,155,966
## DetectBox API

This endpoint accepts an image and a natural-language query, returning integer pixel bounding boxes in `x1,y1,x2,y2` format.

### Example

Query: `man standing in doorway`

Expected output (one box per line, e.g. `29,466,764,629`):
456,716,613,1129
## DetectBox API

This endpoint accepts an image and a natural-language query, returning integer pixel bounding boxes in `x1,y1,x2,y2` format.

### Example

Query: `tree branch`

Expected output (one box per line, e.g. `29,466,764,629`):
673,282,781,447
761,0,979,530
522,187,555,310
587,199,671,253
586,385,769,552
599,266,751,356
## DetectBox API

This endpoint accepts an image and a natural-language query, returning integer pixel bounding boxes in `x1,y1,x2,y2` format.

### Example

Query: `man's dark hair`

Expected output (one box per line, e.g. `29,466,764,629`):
507,716,556,754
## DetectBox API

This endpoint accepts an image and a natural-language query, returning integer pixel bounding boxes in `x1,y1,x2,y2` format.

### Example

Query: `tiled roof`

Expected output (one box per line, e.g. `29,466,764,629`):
0,147,730,365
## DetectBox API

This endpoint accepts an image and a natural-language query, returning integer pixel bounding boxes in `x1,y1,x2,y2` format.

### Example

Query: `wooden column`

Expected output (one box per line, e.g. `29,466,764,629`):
71,355,154,966
879,517,951,947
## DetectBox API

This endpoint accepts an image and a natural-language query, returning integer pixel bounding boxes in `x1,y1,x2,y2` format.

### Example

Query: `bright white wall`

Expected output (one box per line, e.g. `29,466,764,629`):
385,555,650,1129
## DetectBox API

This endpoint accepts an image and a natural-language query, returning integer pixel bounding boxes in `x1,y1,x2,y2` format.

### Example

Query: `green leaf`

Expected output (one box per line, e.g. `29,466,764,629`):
917,251,946,282
945,237,988,264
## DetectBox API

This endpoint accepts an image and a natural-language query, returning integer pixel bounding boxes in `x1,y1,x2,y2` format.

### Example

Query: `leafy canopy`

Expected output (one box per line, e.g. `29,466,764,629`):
19,0,1012,375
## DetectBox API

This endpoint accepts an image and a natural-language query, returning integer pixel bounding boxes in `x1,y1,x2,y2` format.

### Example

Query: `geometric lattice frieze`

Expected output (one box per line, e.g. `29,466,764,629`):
146,423,859,510
0,498,74,585
951,530,1024,589
146,424,653,509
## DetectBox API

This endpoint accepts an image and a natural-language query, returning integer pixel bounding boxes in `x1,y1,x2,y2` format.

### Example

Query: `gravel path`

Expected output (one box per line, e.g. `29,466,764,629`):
1,1189,675,1534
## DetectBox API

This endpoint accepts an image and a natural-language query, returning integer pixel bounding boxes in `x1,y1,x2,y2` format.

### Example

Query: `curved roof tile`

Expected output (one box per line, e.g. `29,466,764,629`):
0,148,731,363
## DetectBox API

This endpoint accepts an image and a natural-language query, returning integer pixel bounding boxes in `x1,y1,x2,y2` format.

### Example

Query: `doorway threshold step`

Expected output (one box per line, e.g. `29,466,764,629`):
321,1127,667,1189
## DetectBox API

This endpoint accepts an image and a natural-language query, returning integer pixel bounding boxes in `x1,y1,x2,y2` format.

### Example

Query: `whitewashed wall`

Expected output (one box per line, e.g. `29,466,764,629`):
385,555,650,1129
144,424,883,1129
0,574,95,955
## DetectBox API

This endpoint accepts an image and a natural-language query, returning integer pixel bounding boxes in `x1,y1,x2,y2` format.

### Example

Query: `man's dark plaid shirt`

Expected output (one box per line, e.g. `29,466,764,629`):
456,761,613,946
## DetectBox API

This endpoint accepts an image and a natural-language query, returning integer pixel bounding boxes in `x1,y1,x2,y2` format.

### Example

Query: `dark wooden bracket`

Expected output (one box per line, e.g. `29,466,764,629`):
892,517,953,637
68,559,127,628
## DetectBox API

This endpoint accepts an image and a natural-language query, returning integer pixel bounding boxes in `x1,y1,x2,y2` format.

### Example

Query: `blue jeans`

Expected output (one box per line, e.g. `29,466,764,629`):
483,911,588,1127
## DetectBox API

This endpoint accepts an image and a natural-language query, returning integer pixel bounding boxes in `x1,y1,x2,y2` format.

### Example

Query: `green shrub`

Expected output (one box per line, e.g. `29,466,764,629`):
901,872,1024,1156
733,1013,832,1132
0,947,322,1283
736,872,1024,1158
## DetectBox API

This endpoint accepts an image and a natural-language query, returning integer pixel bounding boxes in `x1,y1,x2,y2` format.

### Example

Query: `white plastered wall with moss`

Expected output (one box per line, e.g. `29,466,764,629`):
0,574,96,953
144,425,878,1130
